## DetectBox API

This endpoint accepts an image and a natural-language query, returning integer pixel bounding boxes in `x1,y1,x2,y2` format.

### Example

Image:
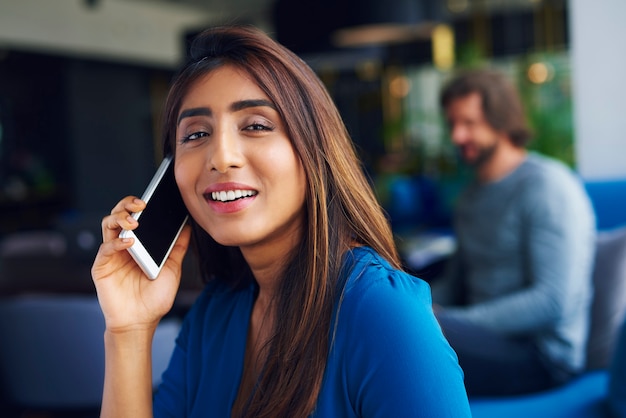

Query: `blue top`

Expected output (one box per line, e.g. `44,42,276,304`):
154,246,471,417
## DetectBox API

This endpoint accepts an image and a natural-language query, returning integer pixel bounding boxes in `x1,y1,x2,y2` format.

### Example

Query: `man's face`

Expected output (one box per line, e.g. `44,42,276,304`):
444,92,503,167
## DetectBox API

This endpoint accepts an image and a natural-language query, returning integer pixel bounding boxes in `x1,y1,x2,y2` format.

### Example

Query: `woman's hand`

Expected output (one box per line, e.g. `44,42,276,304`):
92,196,192,333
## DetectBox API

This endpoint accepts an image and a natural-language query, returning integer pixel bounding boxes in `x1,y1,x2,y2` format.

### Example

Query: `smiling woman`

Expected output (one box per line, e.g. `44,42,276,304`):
90,25,471,418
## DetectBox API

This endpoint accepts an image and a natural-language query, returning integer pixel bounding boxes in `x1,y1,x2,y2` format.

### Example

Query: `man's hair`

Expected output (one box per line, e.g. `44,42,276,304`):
440,68,532,147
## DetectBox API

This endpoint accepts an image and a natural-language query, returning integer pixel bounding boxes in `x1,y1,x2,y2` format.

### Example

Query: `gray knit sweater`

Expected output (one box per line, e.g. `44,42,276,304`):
433,153,596,373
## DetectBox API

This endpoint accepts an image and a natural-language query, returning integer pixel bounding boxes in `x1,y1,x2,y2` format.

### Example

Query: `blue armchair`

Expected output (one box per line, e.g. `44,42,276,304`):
470,370,609,417
584,179,626,231
470,224,626,418
0,294,181,415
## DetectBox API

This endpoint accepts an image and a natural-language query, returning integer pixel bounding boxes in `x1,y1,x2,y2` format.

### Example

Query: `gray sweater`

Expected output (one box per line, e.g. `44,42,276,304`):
434,153,596,373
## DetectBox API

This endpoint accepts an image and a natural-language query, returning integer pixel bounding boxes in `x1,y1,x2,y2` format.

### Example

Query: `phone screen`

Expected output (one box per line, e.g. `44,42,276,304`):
133,160,188,265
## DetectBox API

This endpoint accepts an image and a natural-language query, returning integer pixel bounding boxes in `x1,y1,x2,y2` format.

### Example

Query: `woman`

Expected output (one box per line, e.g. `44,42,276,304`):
92,25,470,417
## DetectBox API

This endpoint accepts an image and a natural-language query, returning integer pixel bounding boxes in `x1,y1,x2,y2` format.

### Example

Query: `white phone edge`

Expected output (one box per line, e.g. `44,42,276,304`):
119,156,187,280
121,218,188,280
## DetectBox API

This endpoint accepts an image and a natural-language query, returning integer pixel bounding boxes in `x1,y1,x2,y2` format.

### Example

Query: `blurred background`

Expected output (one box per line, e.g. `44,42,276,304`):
0,0,624,415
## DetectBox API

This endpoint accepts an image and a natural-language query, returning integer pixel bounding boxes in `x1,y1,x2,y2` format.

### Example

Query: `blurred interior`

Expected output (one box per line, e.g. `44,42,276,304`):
0,0,624,416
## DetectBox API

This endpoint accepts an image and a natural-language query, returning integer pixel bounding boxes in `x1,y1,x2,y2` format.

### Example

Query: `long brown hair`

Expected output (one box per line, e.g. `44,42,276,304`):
162,25,400,417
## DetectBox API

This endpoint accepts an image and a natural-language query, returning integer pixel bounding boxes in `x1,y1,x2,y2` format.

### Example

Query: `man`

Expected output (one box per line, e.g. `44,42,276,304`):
432,69,596,396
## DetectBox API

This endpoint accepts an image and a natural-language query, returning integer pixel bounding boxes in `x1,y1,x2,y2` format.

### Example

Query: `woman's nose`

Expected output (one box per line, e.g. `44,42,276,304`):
207,128,244,173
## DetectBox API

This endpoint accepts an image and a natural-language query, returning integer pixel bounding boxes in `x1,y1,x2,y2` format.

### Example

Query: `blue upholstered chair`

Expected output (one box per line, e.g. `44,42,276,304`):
0,294,180,415
470,225,626,418
584,179,626,231
0,295,106,411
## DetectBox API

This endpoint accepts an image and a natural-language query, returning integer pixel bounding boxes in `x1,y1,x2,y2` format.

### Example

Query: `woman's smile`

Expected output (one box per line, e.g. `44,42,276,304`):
208,189,257,203
203,182,259,213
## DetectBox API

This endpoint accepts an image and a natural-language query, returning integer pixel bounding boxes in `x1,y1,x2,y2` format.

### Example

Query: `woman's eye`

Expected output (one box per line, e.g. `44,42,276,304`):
180,131,209,143
244,123,273,132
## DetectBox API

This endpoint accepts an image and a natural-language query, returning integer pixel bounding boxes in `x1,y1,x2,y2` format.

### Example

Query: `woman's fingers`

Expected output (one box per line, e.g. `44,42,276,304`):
94,196,147,281
91,235,135,280
99,234,134,257
101,196,145,241
109,196,145,216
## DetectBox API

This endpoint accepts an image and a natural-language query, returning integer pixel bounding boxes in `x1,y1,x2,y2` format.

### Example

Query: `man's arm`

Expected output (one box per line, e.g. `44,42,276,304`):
440,174,596,335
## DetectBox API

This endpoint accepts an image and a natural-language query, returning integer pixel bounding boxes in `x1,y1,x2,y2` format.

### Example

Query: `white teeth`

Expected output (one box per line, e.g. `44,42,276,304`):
211,190,256,202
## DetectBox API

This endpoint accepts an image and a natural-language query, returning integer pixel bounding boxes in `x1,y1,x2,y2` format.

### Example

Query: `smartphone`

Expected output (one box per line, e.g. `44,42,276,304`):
120,155,189,279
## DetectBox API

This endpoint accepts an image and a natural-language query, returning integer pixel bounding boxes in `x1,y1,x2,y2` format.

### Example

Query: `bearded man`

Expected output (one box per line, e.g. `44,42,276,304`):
432,69,596,397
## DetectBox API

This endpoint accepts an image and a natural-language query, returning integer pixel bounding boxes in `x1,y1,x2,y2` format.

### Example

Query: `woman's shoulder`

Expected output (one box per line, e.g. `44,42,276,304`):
343,246,429,286
340,246,432,310
334,247,462,384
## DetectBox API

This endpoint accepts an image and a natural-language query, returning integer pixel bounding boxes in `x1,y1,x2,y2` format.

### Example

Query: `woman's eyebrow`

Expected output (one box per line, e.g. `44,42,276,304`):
230,99,276,112
178,107,211,125
177,100,276,125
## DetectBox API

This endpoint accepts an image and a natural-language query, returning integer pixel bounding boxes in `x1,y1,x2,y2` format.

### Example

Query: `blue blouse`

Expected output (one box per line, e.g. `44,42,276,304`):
154,246,471,417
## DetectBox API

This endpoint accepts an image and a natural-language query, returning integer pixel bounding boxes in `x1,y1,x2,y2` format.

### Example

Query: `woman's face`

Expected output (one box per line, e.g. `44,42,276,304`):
174,65,307,257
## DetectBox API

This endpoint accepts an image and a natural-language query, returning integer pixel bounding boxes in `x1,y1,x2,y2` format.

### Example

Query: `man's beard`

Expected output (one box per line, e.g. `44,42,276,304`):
458,140,498,168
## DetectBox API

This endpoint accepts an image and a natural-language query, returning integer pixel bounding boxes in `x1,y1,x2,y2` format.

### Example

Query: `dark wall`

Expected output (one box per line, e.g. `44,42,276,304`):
0,52,71,233
65,59,162,213
0,50,173,236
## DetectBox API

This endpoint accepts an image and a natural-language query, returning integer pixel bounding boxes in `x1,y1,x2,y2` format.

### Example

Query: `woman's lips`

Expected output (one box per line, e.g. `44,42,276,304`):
203,183,258,214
